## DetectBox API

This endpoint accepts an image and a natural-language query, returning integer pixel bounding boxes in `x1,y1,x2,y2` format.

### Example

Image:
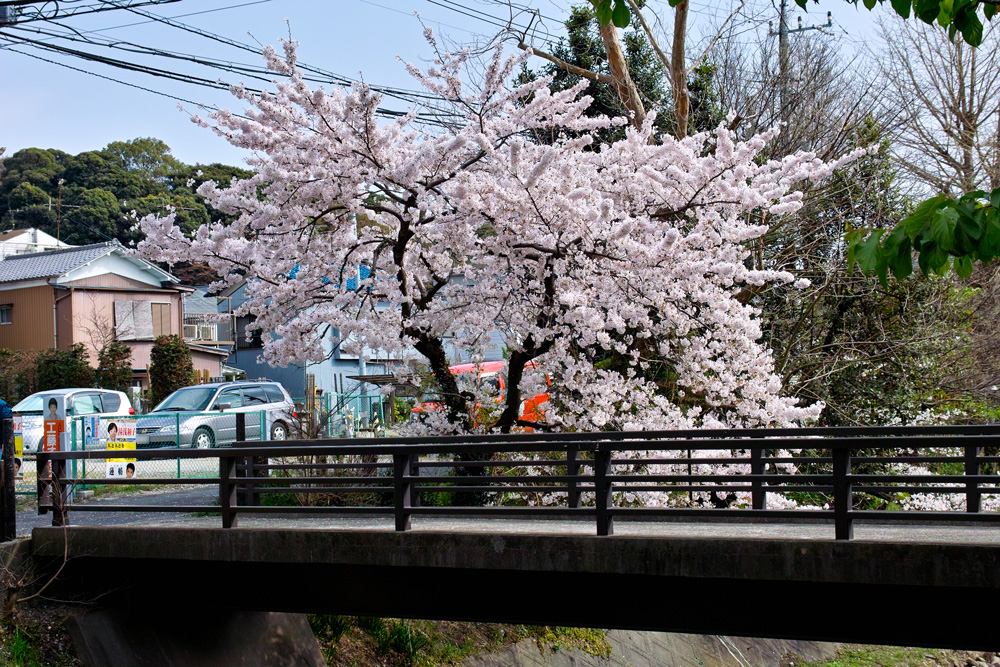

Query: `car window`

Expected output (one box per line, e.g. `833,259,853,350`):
242,385,269,406
153,386,216,412
262,385,285,404
11,395,43,415
101,392,122,412
214,388,244,408
71,393,103,415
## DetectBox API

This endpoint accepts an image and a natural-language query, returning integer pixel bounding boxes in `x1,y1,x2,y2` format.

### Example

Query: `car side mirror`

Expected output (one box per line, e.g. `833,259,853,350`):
218,402,232,411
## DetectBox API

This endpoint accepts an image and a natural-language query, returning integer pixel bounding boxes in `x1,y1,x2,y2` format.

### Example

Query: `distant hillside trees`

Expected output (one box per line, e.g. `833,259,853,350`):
0,138,251,251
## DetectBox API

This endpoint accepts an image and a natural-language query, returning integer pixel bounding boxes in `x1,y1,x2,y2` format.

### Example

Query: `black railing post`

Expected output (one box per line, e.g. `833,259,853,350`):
566,443,581,509
833,446,853,541
750,444,766,511
51,458,67,527
36,452,49,515
1,419,14,541
394,452,414,531
235,412,246,444
409,455,421,509
965,444,982,513
594,448,614,536
220,454,238,528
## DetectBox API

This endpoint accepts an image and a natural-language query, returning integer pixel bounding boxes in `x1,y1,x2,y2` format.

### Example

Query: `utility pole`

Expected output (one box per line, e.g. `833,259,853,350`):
769,1,832,128
57,178,64,242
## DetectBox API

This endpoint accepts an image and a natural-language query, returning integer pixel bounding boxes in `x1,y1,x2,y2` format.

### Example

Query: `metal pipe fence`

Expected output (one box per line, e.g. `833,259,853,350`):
32,423,1000,540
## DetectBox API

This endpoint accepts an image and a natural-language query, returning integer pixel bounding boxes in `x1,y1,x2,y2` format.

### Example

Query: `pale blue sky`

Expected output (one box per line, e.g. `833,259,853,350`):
0,0,885,168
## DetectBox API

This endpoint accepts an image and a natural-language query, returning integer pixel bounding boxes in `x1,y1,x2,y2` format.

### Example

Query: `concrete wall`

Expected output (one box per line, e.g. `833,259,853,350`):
465,632,839,667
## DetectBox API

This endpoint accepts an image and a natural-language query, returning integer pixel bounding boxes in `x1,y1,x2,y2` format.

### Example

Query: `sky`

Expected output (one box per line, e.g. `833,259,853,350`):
0,0,886,168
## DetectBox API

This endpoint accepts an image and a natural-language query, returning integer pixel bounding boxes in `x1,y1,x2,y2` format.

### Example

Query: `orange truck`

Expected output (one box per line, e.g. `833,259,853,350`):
410,360,550,427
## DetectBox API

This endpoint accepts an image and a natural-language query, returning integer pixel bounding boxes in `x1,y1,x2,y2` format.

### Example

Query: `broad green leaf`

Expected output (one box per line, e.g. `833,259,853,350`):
884,228,914,280
978,216,1000,261
853,229,886,275
938,0,954,25
990,187,1000,210
865,0,878,10
794,0,809,9
954,6,984,45
595,1,614,25
890,0,912,17
954,255,974,279
985,3,997,19
612,0,631,27
901,194,946,239
927,245,952,276
930,206,959,250
914,0,941,22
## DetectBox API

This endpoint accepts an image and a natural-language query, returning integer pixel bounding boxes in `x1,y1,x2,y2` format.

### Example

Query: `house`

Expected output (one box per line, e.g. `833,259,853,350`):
0,227,71,259
0,241,228,392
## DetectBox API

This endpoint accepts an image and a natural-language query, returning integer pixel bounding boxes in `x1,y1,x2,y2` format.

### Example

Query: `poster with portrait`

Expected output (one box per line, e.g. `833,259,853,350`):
41,394,65,478
105,418,137,479
82,415,101,451
12,415,23,479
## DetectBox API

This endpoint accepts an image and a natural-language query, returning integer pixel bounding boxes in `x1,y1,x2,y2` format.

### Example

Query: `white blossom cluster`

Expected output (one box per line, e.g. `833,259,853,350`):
138,36,868,435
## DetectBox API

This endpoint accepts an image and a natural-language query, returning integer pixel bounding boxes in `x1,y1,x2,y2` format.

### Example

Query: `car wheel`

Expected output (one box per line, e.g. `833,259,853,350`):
193,427,215,449
270,421,288,441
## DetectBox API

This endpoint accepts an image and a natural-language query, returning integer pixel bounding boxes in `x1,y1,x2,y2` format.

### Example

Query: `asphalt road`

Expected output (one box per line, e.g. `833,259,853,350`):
17,485,1000,544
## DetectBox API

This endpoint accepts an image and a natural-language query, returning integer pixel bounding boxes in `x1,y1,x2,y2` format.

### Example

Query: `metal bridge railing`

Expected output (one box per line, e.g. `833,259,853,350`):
31,422,1000,540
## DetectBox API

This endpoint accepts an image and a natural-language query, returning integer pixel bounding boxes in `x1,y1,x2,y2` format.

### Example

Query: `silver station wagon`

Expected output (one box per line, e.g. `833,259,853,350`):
136,381,295,448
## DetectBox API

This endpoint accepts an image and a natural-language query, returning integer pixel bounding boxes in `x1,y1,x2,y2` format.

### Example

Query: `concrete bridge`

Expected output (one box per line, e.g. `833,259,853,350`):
24,517,1000,653
12,423,1000,662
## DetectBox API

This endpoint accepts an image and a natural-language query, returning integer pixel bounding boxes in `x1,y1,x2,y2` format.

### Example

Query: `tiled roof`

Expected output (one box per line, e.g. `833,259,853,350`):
0,242,117,283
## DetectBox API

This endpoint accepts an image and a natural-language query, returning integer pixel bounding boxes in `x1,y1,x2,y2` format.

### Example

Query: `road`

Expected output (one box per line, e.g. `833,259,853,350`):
17,486,1000,544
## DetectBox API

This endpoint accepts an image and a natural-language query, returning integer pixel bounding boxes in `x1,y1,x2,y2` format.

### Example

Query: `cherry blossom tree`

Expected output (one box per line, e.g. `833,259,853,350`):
137,34,865,435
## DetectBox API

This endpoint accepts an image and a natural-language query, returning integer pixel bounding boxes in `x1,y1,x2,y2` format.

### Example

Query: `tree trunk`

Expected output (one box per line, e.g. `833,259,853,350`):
671,0,691,138
598,22,647,130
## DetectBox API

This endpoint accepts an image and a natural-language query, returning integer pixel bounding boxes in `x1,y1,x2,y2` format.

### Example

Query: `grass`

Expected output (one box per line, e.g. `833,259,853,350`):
798,645,991,667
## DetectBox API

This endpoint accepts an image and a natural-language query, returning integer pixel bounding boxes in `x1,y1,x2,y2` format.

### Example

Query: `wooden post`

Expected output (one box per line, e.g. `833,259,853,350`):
1,419,14,542
594,449,614,536
833,447,853,541
394,453,414,531
220,455,238,528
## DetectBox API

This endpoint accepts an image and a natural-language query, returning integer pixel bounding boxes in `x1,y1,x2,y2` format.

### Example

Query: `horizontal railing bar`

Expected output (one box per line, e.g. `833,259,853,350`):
256,486,392,494
609,485,833,494
853,486,983,494
40,432,1000,462
417,485,571,493
235,475,388,484
235,506,395,514
403,475,592,484
57,478,219,485
263,462,393,471
850,474,1000,483
849,510,1000,521
407,506,595,516
62,505,217,513
606,474,832,483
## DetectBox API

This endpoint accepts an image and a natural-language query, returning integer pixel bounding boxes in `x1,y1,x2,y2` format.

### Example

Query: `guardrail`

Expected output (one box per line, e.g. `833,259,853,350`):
33,423,1000,540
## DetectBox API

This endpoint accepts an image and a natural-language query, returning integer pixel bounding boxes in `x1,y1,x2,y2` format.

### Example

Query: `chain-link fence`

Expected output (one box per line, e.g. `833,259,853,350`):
50,412,267,491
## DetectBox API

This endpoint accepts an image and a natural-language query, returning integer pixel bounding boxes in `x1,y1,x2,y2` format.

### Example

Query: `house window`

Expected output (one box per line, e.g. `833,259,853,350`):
115,301,172,340
0,305,10,325
151,303,172,337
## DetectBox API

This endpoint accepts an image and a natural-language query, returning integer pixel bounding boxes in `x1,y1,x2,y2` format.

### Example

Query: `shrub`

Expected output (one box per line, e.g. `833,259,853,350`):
148,334,193,406
96,340,133,393
0,349,37,405
36,344,93,391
